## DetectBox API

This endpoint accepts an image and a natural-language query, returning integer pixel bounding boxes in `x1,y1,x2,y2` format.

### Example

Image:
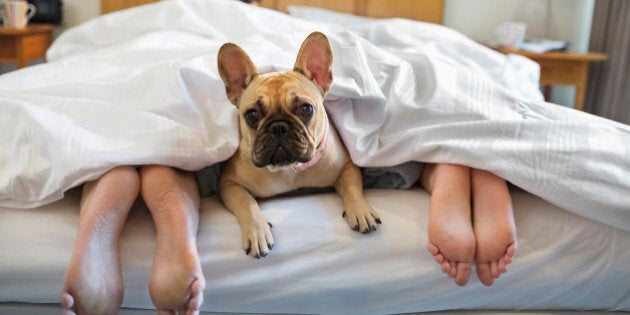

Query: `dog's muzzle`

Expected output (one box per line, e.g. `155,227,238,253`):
252,119,312,167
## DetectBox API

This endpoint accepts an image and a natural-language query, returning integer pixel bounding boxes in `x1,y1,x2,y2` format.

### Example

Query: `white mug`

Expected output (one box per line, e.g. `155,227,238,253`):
492,22,527,49
1,0,36,29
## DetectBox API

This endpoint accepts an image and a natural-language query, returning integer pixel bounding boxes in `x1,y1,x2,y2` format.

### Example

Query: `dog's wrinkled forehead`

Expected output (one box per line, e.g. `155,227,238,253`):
239,71,324,113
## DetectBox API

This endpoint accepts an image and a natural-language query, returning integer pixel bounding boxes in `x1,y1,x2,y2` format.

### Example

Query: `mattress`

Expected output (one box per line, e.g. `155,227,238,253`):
1,187,629,314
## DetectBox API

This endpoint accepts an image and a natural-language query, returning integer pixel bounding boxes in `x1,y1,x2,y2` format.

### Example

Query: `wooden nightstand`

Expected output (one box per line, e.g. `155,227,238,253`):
0,24,56,69
496,48,607,111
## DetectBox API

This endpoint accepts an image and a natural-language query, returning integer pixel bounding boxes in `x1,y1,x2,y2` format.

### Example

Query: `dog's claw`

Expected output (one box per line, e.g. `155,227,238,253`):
342,211,347,218
352,225,359,231
376,218,382,224
268,222,273,228
245,247,251,255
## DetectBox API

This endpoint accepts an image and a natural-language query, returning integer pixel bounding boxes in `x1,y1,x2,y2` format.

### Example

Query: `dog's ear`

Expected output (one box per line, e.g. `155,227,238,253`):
293,32,333,94
218,43,259,105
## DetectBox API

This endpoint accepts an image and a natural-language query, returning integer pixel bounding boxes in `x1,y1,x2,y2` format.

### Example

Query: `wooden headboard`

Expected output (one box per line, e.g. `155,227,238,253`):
101,0,444,24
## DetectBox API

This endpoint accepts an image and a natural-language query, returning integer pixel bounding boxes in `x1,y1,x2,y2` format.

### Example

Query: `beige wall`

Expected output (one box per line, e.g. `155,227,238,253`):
444,0,596,107
444,0,594,51
62,0,100,29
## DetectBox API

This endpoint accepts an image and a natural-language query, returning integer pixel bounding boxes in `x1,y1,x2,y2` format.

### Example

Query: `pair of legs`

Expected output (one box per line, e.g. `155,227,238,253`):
421,163,517,286
61,165,205,315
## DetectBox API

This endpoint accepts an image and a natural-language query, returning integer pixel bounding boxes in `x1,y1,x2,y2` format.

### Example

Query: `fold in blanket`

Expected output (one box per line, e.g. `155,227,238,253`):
0,0,628,232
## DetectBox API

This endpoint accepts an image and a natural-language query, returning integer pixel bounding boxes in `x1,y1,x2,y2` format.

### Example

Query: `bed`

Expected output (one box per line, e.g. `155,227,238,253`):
1,0,629,314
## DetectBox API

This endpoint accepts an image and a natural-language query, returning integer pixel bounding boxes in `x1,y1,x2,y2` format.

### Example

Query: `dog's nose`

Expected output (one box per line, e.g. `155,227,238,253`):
268,121,291,137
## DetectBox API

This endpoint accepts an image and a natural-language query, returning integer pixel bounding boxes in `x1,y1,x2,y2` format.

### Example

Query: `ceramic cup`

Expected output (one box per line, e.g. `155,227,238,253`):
1,0,36,29
493,22,527,49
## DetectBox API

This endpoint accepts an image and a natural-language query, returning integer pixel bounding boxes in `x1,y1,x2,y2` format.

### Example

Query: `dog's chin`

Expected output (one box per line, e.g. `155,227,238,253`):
265,162,303,173
255,157,312,173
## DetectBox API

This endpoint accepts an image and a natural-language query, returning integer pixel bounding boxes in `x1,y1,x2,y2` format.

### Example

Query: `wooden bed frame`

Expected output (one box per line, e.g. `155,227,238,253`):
100,0,444,24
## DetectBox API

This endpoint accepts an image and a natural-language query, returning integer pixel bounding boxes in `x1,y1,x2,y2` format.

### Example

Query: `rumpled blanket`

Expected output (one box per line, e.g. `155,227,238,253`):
0,0,628,232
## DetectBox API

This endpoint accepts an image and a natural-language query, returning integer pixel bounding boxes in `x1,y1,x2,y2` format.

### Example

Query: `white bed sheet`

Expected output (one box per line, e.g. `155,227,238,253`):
1,188,629,314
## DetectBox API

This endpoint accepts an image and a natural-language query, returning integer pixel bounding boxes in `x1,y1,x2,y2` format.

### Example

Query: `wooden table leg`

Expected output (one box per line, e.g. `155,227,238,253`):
543,85,552,101
16,38,27,68
574,61,589,111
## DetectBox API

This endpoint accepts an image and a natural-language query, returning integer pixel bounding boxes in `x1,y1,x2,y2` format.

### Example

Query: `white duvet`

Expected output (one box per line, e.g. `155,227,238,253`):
0,0,628,231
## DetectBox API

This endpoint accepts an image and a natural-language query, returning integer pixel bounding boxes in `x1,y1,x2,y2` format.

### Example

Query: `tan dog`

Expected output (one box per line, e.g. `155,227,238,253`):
217,32,381,258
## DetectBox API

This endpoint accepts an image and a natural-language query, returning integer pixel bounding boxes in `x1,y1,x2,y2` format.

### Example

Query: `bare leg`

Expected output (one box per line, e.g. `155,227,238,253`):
140,165,205,315
61,166,140,315
421,163,475,286
471,169,517,286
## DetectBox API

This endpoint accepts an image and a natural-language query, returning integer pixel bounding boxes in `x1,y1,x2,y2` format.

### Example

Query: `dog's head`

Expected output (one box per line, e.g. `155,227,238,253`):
218,32,333,172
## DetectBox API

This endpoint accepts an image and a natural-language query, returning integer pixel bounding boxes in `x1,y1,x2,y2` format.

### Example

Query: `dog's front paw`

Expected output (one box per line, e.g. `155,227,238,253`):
240,213,275,258
342,203,381,234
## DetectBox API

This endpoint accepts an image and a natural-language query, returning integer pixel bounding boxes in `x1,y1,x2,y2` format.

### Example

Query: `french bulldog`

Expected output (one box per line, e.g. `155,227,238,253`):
217,32,381,258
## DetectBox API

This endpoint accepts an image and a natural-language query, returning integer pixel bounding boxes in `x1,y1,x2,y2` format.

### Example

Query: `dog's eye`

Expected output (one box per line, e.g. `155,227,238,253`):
244,110,261,127
300,103,314,118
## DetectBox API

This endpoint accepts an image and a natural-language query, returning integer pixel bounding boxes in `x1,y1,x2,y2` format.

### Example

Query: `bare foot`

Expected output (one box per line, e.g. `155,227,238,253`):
422,164,476,286
61,166,140,314
427,210,476,286
149,238,206,315
61,253,124,315
140,166,206,314
471,169,517,286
